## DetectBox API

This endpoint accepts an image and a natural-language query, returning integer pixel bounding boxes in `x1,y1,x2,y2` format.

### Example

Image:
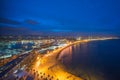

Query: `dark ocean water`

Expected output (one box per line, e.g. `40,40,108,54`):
59,39,120,80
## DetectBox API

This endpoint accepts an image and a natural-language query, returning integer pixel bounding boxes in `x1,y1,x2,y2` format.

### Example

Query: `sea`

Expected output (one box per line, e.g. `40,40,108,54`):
59,39,120,80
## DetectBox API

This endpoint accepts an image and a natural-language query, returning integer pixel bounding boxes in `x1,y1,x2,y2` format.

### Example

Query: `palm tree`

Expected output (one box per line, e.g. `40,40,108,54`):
19,77,24,80
48,75,50,77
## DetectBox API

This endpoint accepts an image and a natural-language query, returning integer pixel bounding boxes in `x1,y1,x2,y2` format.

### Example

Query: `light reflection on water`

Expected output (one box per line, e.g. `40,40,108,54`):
59,39,120,80
58,46,72,66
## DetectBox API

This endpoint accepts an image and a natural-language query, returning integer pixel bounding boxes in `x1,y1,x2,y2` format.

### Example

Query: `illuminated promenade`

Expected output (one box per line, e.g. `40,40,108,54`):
28,41,86,80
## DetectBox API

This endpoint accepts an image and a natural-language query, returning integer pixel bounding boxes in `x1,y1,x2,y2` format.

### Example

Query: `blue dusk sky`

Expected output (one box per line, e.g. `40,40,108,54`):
0,0,120,35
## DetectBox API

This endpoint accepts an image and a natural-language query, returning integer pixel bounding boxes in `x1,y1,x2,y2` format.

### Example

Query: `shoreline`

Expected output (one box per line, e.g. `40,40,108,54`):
25,38,119,80
31,40,85,80
54,39,118,79
54,38,120,80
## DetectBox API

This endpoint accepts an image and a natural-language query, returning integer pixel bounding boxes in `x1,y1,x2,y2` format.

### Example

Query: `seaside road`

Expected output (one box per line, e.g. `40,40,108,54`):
29,43,83,80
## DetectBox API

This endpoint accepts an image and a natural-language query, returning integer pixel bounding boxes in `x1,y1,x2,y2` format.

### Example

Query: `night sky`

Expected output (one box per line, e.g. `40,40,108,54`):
0,0,120,36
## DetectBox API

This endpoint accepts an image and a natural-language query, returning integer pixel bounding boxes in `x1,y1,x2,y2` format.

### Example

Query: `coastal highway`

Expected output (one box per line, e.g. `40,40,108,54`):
30,41,84,80
0,53,29,78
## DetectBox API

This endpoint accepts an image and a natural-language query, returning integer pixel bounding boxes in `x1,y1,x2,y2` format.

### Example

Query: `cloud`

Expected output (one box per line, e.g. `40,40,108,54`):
24,20,39,25
0,17,21,25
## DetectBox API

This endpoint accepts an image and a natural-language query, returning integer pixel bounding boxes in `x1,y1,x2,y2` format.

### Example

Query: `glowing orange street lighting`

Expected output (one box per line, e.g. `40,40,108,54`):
37,56,39,60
